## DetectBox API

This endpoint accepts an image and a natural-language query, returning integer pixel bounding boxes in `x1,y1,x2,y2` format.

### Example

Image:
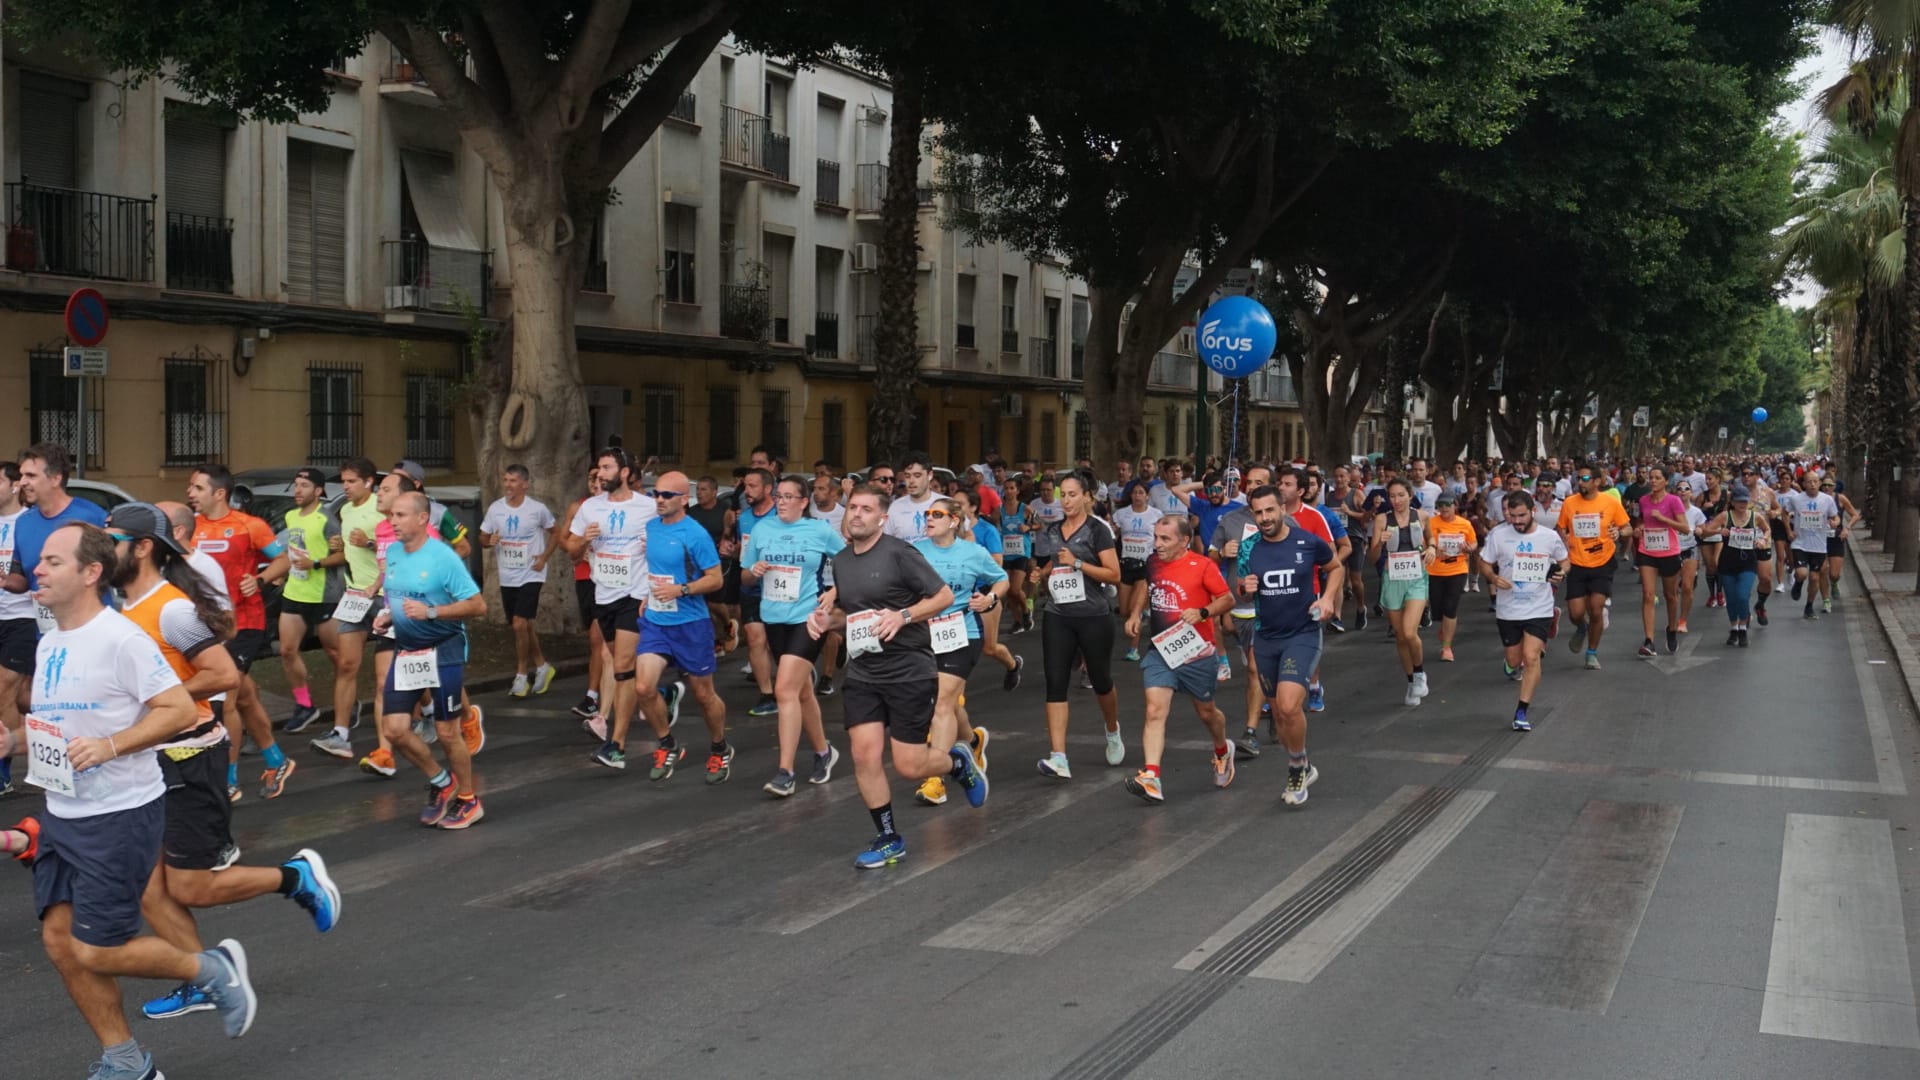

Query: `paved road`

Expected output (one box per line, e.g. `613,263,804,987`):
6,567,1920,1079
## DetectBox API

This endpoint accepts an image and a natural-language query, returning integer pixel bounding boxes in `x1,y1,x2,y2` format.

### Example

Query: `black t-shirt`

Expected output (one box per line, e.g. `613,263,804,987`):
1039,516,1117,617
829,534,948,684
688,503,728,544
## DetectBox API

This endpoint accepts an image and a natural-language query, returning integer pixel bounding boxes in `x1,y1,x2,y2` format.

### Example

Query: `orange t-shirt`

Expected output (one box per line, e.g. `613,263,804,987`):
1556,493,1631,568
193,511,280,631
1427,515,1478,577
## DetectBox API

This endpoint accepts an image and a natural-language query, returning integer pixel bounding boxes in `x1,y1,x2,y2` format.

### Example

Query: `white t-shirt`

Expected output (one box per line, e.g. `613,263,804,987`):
1783,492,1838,553
1679,505,1708,553
32,607,180,818
1147,480,1189,517
884,491,940,541
1414,481,1443,511
568,491,658,604
1028,497,1066,530
481,496,557,588
0,509,34,622
1112,506,1164,562
1481,523,1567,622
810,501,846,532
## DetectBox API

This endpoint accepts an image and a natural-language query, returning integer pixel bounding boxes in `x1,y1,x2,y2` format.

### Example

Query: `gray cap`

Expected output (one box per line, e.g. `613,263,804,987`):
393,459,428,485
106,501,187,556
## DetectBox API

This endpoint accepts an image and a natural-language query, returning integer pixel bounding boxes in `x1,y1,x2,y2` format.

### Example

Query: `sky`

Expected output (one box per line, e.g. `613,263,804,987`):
1777,29,1853,305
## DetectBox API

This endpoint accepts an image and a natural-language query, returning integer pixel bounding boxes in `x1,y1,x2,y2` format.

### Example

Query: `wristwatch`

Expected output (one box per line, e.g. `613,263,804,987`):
681,583,690,598
899,608,914,624
426,605,439,620
1073,559,1084,572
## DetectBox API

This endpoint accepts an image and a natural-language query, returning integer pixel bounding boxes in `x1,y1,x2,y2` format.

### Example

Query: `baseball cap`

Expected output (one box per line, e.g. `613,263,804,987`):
393,459,428,485
294,466,329,488
106,501,187,556
1731,484,1751,501
1435,492,1457,507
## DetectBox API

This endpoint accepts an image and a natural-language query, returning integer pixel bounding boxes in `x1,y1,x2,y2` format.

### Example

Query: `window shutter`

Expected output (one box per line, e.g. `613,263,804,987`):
20,79,82,188
286,141,315,302
312,146,349,305
165,120,226,219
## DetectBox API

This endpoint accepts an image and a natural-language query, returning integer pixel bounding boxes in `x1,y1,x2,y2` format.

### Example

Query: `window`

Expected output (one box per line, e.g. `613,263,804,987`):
822,402,845,470
165,107,233,293
1000,274,1019,353
405,373,454,467
1012,413,1029,464
663,204,696,303
1074,410,1091,462
163,351,227,467
1040,412,1058,465
287,139,349,305
761,390,790,457
1071,297,1089,379
642,386,681,460
308,362,362,463
584,205,608,292
28,347,104,470
708,386,739,460
1165,405,1181,456
956,274,977,349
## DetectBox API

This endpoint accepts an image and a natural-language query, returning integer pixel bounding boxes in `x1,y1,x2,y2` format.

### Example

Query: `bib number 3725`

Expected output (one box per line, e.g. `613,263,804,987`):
24,713,75,797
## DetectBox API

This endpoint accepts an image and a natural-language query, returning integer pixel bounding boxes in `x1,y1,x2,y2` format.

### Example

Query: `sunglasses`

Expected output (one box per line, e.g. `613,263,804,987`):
870,475,895,483
649,490,688,500
926,510,954,521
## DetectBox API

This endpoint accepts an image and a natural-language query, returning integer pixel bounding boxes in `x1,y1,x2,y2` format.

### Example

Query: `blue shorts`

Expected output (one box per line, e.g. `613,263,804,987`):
1140,647,1216,701
34,797,166,947
1250,629,1322,694
381,654,467,718
638,617,717,677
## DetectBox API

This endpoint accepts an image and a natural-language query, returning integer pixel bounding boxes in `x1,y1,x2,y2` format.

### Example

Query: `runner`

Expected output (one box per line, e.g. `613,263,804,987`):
1555,467,1630,669
806,485,982,868
908,497,1008,807
1674,480,1707,631
372,491,488,829
1036,471,1125,779
738,474,844,794
102,503,342,1024
1699,484,1762,646
1113,483,1163,662
1741,464,1778,626
1333,466,1372,630
731,467,781,717
955,485,1023,691
1000,477,1035,634
565,448,661,758
1427,492,1477,663
1783,471,1841,619
807,473,848,696
1827,478,1861,608
1632,466,1691,657
1236,485,1342,805
479,463,558,698
884,452,941,541
1207,462,1270,758
309,458,381,760
23,521,259,1079
268,467,343,735
1697,470,1730,609
1479,491,1570,731
690,474,737,664
1123,516,1236,803
1368,479,1431,706
0,460,32,792
1276,468,1339,714
187,464,296,802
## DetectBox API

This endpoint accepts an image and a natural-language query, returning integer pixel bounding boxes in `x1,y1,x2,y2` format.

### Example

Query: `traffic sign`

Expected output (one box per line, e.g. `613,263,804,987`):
1718,426,1728,440
63,346,107,377
1632,406,1650,428
64,288,109,347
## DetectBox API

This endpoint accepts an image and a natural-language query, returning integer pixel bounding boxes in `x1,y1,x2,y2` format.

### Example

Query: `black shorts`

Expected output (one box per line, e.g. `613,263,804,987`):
1770,518,1791,543
764,620,824,663
1635,552,1682,578
1429,574,1467,620
280,599,335,627
721,562,743,606
740,592,765,626
229,628,269,674
1564,564,1614,600
595,597,641,641
841,677,936,745
1497,617,1554,647
1119,560,1148,586
32,797,165,948
1829,537,1849,559
1004,556,1031,573
1795,549,1829,570
500,582,544,621
575,578,595,628
0,618,35,675
936,637,984,679
158,747,235,871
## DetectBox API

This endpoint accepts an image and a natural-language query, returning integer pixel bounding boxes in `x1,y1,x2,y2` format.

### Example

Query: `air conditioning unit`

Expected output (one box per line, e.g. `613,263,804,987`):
852,243,878,273
1005,392,1025,418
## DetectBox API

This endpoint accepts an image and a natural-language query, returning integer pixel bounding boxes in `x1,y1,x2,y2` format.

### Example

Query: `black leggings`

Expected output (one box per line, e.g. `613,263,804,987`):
1042,611,1116,702
1429,574,1467,621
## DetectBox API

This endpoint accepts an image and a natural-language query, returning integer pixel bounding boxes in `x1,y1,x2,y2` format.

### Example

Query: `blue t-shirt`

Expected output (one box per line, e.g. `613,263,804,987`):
735,502,779,596
971,517,1004,558
15,496,108,592
740,515,845,625
1192,500,1235,553
999,509,1029,558
913,537,1008,638
1312,502,1348,543
384,536,480,656
1236,529,1335,640
643,516,721,626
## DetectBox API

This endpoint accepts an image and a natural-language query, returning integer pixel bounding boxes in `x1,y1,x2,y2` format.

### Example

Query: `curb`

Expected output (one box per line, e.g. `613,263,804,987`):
265,655,594,728
1851,544,1920,712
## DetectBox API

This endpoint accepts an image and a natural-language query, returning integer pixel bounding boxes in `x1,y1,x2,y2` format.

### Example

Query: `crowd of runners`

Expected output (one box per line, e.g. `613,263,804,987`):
0,439,1856,1079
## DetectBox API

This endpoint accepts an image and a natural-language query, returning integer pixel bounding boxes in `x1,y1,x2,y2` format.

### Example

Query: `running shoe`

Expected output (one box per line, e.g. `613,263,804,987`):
571,694,599,719
1123,647,1142,662
584,714,608,742
592,742,626,769
1637,641,1656,659
413,717,438,745
1738,629,1750,648
1104,728,1125,766
1235,729,1261,760
1440,646,1456,663
1079,671,1094,690
310,732,353,760
349,701,365,730
198,939,257,1038
460,704,486,755
419,781,457,826
816,676,836,697
1803,603,1816,620
1666,629,1678,653
142,982,214,1020
1676,620,1689,634
1504,661,1519,681
970,727,990,774
1003,655,1025,693
915,776,949,805
649,744,686,781
1568,621,1587,653
212,842,241,872
666,681,685,729
440,796,485,830
259,759,296,800
228,785,242,804
533,664,557,695
1126,770,1165,804
765,769,798,797
1372,603,1385,618
740,661,754,677
1602,604,1611,630
1823,595,1833,614
282,704,322,734
706,744,736,784
747,695,778,718
855,833,907,869
1419,609,1432,630
1212,750,1235,789
951,744,989,807
1327,617,1348,634
1038,752,1073,779
510,674,530,699
1584,652,1602,670
1403,684,1421,707
1512,708,1531,732
1307,685,1325,713
1281,764,1318,807
1756,606,1769,627
1726,629,1740,646
1412,671,1430,699
283,848,341,932
1354,608,1369,632
809,745,840,784
358,748,396,778
1791,577,1804,601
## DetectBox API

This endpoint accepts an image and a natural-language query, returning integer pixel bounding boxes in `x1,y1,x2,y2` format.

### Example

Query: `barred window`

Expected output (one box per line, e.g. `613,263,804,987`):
163,349,227,467
308,362,362,464
642,385,681,461
405,372,454,468
28,347,104,470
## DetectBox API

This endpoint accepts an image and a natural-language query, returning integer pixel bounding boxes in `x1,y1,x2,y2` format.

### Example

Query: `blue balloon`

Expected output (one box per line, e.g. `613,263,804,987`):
1197,295,1278,378
1751,407,1769,424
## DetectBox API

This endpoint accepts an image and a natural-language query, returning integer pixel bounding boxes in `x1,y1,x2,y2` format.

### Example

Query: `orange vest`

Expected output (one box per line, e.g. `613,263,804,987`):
122,581,214,723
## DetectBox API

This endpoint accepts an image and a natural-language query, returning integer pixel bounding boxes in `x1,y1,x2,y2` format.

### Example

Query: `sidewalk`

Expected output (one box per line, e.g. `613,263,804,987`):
1849,537,1920,712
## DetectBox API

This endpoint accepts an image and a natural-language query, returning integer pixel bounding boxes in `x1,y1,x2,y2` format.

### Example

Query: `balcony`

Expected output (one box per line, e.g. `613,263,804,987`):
1032,337,1060,378
670,90,697,124
1248,366,1296,405
721,283,771,341
1149,350,1198,389
382,238,491,315
720,106,791,181
811,311,840,358
5,181,155,283
855,313,878,363
1001,328,1021,356
379,43,440,107
816,160,843,209
854,163,887,215
165,211,233,293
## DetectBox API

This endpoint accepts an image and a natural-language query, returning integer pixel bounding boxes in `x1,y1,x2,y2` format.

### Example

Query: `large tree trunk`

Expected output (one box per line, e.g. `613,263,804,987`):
867,66,926,463
1086,284,1151,468
1901,187,1920,573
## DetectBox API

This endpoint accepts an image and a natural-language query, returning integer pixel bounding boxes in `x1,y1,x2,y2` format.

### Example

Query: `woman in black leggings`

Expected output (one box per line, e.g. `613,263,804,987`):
1036,472,1124,779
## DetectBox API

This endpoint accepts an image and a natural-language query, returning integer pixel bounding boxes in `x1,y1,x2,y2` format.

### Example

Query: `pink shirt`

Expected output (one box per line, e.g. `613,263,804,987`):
1636,493,1686,557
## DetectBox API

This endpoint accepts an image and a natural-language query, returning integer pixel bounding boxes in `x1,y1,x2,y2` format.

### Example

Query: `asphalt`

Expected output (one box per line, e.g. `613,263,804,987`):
4,564,1920,1079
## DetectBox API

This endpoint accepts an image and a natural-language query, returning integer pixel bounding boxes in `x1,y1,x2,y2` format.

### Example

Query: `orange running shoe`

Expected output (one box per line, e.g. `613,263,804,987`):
358,748,397,778
460,704,486,755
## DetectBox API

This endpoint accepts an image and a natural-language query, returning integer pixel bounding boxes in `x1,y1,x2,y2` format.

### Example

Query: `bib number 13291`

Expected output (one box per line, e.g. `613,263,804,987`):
24,713,75,796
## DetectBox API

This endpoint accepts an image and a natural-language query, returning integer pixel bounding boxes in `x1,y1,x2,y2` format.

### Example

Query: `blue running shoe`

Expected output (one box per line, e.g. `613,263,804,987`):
1512,708,1531,732
855,833,907,869
198,939,258,1038
748,695,779,717
142,981,214,1020
1306,685,1325,713
951,744,989,808
284,848,341,933
1123,647,1141,662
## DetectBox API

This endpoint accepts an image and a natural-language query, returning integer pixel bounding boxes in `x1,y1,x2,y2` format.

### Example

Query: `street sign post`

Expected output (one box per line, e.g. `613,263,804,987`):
1632,406,1650,428
64,288,109,347
62,289,110,479
62,347,107,377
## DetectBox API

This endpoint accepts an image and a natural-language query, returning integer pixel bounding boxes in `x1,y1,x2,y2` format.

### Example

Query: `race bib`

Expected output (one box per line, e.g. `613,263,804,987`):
1642,528,1675,554
34,604,56,635
1121,535,1151,561
646,574,679,614
764,565,803,604
592,550,633,591
1048,567,1087,605
1728,526,1757,550
1152,620,1212,668
498,540,531,572
846,610,885,658
24,713,75,797
1241,524,1259,542
290,559,310,582
1006,531,1028,558
1438,533,1464,557
394,648,441,691
928,611,968,654
334,590,373,624
1572,513,1602,539
1387,551,1424,581
0,546,11,577
1797,511,1827,537
821,559,836,588
1511,552,1552,584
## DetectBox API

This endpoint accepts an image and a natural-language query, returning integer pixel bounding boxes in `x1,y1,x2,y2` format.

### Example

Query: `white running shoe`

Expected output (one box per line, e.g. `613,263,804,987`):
1403,685,1421,707
1281,763,1319,806
509,674,530,699
1038,752,1073,779
1412,671,1430,699
1104,728,1126,766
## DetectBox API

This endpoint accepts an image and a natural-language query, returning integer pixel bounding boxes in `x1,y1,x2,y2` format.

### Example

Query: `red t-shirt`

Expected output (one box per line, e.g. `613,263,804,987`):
193,510,279,631
977,484,1002,519
1146,551,1230,647
1290,504,1335,596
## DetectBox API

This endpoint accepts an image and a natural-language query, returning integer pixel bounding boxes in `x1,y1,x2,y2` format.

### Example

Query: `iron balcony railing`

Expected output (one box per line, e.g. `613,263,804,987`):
381,43,429,84
816,160,842,207
1071,342,1086,379
813,312,840,358
720,106,792,181
6,180,156,282
1150,349,1197,388
1032,337,1059,378
854,163,887,212
1000,328,1020,355
382,238,492,314
721,283,771,341
670,91,696,123
957,323,977,350
165,211,234,293
856,313,878,363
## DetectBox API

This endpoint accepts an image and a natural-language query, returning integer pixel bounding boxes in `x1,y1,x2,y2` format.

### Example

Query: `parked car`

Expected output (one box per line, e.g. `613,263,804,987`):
68,478,137,513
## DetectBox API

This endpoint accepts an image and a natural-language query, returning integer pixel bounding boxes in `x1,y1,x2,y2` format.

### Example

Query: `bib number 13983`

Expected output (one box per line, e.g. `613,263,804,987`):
24,713,75,796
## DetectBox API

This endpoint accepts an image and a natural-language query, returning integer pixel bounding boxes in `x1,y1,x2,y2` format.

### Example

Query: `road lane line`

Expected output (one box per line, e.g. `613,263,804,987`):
1844,608,1907,796
1459,799,1682,1013
1760,813,1920,1049
1356,749,1886,794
